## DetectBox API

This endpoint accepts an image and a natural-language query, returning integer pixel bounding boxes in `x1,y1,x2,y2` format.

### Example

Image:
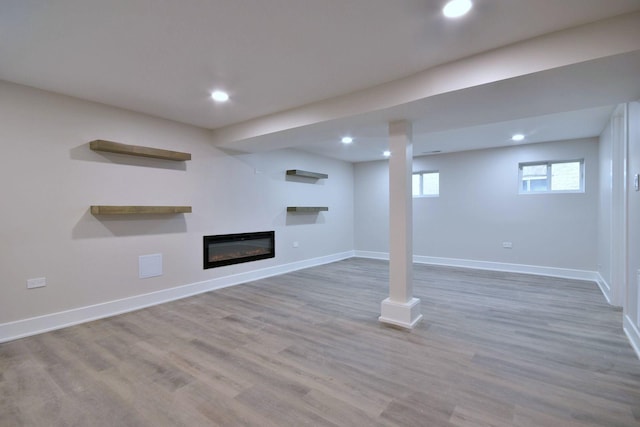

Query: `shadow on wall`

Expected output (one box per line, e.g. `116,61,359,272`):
285,175,326,185
72,209,188,238
69,142,187,171
285,211,327,226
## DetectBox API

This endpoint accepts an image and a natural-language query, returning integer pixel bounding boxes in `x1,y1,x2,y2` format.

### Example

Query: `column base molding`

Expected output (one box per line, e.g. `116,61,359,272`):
379,297,423,329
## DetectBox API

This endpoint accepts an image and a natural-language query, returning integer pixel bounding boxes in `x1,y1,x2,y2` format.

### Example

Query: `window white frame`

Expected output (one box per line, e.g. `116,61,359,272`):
412,171,439,197
518,159,584,194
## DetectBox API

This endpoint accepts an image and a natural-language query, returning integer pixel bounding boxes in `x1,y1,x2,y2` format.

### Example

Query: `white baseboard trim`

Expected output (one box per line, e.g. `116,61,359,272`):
0,251,355,343
379,297,423,329
594,272,613,305
354,250,390,261
354,251,599,282
623,314,640,360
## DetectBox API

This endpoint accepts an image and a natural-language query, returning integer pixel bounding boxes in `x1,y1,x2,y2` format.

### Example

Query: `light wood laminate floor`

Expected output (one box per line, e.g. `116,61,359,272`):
2,258,640,426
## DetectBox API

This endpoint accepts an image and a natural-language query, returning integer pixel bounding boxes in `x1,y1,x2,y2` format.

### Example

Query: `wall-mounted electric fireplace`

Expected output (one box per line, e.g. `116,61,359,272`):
203,231,275,269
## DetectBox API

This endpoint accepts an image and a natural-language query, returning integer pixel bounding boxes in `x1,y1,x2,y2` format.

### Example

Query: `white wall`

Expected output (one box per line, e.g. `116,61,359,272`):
597,105,628,306
625,101,640,353
355,138,599,272
598,117,614,299
0,81,353,330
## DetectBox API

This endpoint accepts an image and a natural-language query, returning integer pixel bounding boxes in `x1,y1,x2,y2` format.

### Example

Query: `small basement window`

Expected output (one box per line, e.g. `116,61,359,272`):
519,160,584,194
413,171,439,197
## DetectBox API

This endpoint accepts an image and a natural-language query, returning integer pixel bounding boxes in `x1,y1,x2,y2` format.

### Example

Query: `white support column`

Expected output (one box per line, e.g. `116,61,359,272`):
379,120,423,329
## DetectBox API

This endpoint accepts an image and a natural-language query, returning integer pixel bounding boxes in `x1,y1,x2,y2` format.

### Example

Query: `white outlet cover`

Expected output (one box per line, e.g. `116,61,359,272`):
139,254,163,279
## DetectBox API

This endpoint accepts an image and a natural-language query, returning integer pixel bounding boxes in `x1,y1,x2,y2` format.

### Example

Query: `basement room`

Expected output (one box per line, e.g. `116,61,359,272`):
1,1,640,425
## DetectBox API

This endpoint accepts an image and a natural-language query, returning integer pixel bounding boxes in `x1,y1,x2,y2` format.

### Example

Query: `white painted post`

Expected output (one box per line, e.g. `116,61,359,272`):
379,120,423,329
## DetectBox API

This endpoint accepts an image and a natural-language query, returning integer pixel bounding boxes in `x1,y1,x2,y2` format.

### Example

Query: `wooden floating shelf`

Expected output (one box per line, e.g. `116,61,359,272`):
286,169,328,179
287,206,329,213
90,140,191,161
91,206,192,215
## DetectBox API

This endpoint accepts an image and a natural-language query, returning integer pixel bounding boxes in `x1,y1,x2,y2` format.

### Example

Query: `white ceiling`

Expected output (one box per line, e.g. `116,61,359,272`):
220,49,640,161
297,106,617,162
1,0,640,162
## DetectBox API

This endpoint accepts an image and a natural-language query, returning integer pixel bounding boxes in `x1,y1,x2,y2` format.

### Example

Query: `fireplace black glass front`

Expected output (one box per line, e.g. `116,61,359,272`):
203,231,275,269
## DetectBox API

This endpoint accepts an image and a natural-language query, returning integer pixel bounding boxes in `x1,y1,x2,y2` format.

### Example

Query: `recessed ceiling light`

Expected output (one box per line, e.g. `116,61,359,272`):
383,150,391,157
511,134,525,142
443,0,472,18
211,90,229,102
341,136,353,144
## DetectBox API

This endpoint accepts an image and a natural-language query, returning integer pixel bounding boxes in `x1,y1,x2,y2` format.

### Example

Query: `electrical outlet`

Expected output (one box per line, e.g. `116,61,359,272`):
502,242,513,249
293,241,299,248
27,277,46,289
